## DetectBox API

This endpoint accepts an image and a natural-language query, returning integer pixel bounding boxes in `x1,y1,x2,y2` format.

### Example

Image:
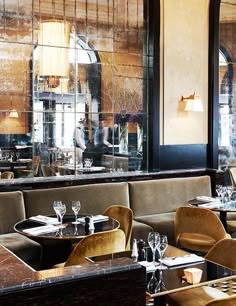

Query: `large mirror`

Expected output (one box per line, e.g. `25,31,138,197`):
219,0,236,182
0,0,149,178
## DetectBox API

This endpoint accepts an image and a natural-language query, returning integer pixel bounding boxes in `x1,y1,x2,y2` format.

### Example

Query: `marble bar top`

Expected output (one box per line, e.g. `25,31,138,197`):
0,168,221,192
0,245,142,295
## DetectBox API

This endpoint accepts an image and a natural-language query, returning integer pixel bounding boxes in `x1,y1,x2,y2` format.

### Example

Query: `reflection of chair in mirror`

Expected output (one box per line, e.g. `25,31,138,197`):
16,156,40,178
175,206,230,253
55,229,126,268
228,167,236,187
103,205,133,250
51,160,65,175
1,171,14,179
41,164,56,177
167,239,236,306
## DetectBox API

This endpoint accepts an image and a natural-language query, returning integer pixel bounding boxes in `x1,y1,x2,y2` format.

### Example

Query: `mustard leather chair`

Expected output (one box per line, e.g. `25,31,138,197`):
205,238,236,270
1,171,14,179
175,206,230,253
64,229,126,267
167,239,236,306
204,295,236,306
103,205,133,250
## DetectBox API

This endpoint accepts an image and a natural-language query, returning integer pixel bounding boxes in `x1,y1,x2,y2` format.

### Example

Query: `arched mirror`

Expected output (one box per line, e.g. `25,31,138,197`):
218,0,236,182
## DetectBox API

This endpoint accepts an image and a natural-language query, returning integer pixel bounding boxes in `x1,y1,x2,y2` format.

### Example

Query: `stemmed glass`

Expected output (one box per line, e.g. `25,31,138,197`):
53,201,66,228
147,271,161,294
72,200,81,224
158,235,168,270
148,232,160,267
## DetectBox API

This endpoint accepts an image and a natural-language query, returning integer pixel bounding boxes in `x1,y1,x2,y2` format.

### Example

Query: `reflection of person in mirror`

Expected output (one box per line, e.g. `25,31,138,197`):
73,119,86,164
94,119,111,148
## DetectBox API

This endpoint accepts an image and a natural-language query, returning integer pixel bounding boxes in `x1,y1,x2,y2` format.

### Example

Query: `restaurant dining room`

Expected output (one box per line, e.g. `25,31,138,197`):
1,0,236,305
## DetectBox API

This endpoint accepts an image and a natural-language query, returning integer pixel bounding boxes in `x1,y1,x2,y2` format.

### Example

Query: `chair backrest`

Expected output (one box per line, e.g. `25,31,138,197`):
41,164,56,177
205,238,236,270
228,167,236,187
65,229,126,267
175,206,228,243
33,156,40,176
1,171,14,179
103,205,133,250
204,294,236,305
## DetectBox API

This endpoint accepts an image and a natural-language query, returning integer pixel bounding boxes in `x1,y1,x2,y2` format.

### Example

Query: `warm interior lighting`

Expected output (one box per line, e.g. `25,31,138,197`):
9,109,19,118
182,92,204,112
38,21,70,88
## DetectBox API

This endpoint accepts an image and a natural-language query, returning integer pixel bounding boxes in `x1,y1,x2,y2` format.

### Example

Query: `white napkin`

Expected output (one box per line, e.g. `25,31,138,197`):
29,215,60,225
198,201,222,209
139,261,157,272
23,224,58,235
196,196,217,203
161,254,205,267
77,215,109,223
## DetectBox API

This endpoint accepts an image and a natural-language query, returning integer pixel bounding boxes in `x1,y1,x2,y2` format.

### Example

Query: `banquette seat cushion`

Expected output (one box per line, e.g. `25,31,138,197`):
0,191,42,269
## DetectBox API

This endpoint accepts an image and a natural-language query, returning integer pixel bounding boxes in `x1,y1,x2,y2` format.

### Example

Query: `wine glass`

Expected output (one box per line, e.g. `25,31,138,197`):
53,200,62,223
72,200,81,224
58,203,66,228
53,201,66,228
147,271,161,294
148,232,160,267
158,235,168,270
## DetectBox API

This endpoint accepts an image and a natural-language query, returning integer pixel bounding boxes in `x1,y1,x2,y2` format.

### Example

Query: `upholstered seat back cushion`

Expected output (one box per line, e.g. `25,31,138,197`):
129,176,211,217
0,191,25,234
23,182,130,217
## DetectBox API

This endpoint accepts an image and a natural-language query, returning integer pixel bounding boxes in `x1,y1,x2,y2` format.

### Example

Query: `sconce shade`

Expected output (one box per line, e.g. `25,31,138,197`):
9,109,19,118
183,93,204,112
38,21,70,88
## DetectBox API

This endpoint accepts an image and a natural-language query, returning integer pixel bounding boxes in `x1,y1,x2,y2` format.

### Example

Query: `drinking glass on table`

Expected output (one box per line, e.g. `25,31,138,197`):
53,201,66,228
72,200,81,224
158,235,168,270
148,232,160,267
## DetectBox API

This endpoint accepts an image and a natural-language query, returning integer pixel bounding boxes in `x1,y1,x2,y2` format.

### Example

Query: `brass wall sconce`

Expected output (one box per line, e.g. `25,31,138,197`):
182,92,204,112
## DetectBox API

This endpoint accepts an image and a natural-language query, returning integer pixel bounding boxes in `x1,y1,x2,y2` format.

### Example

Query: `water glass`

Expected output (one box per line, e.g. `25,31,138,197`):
72,200,81,224
158,235,168,269
148,232,160,267
53,201,66,228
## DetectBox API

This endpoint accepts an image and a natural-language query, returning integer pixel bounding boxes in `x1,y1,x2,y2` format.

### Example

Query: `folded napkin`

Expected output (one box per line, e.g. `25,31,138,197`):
198,201,222,209
161,254,205,267
77,215,109,224
23,224,58,235
139,261,158,272
29,215,60,225
196,196,217,203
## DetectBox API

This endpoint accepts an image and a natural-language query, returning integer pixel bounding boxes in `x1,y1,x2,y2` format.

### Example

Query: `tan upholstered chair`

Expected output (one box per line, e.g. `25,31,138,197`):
204,294,236,305
175,206,230,253
167,238,236,306
16,156,40,178
103,205,133,250
41,164,57,177
64,229,126,267
205,238,236,270
1,171,14,179
228,167,236,187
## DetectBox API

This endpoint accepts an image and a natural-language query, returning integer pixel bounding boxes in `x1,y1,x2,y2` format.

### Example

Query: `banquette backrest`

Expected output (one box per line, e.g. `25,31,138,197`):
0,191,25,234
128,176,212,217
23,182,130,218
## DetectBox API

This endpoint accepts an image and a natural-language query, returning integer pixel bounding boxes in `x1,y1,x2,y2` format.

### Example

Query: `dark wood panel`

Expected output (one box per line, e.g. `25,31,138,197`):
160,144,208,170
